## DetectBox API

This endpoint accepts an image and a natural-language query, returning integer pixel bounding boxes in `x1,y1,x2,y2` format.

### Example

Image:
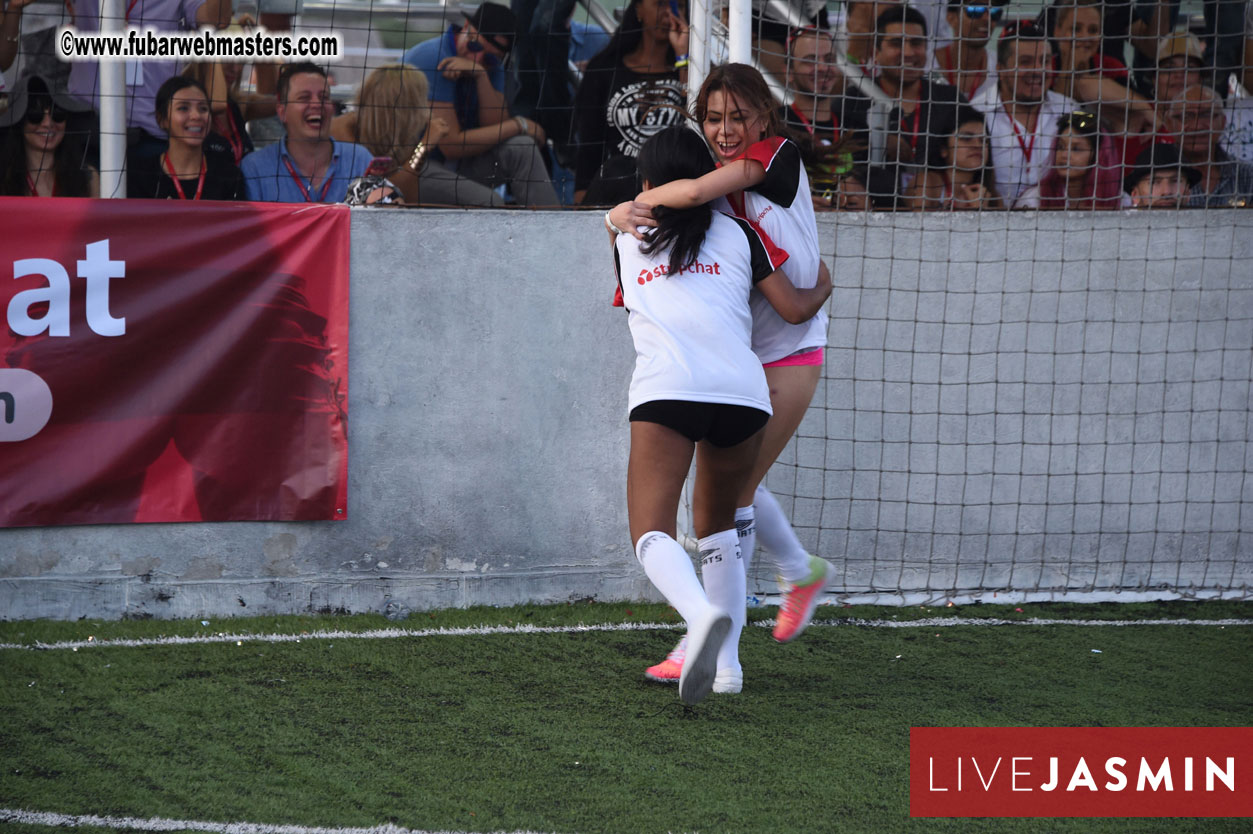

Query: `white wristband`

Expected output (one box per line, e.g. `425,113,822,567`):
604,210,628,236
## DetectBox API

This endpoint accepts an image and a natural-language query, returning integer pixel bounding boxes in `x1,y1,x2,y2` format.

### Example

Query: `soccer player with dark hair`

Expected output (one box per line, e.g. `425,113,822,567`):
609,126,831,706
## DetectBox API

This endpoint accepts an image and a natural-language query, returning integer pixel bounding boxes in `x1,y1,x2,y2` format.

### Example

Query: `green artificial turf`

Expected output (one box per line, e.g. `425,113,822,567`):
1,601,1250,834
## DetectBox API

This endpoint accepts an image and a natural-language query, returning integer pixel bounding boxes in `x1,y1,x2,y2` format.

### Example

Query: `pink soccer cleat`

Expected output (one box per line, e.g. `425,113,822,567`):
644,635,686,683
772,555,834,643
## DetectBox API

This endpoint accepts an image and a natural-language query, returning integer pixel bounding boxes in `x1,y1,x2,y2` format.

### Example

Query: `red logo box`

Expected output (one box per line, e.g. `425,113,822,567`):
911,727,1253,817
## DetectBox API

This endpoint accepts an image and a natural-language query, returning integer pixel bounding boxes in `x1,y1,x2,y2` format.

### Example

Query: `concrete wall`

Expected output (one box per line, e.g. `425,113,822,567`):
1,209,1250,620
771,210,1253,598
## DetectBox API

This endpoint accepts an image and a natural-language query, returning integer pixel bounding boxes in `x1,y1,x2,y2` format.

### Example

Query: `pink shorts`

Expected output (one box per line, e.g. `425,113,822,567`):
762,346,824,369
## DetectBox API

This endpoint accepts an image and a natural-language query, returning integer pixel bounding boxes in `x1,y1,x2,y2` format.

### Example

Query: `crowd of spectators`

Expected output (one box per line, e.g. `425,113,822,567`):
0,0,1250,208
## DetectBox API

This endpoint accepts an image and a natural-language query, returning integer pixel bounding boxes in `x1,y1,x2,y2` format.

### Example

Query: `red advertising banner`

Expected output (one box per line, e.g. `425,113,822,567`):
911,727,1253,817
0,198,349,527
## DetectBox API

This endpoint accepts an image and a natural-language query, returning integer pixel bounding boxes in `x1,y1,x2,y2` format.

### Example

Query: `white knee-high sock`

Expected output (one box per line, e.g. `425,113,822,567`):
754,485,812,583
697,528,745,673
735,505,756,578
635,531,711,625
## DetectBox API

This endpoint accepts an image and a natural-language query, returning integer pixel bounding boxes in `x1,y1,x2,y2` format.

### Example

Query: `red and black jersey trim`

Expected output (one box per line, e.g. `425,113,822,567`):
612,245,627,308
724,212,789,283
742,136,801,208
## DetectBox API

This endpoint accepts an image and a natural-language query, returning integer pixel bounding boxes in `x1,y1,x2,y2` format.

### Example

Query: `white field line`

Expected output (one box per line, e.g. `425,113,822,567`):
0,617,1249,652
0,808,558,834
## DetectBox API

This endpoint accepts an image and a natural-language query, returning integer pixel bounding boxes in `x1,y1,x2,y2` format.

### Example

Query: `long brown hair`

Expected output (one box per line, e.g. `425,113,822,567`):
693,63,781,142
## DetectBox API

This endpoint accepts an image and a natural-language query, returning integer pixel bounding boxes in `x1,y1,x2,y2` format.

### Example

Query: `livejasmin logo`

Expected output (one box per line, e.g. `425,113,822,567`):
910,727,1252,818
927,753,1235,793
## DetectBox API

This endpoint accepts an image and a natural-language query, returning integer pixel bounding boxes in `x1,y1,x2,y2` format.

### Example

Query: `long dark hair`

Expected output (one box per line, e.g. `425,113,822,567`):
154,75,210,129
0,78,92,197
584,0,682,74
636,126,716,276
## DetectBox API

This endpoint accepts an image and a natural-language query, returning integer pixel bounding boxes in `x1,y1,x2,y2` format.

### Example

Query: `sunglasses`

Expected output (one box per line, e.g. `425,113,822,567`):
466,37,509,58
25,102,68,125
1068,110,1098,131
465,40,507,71
963,6,1005,21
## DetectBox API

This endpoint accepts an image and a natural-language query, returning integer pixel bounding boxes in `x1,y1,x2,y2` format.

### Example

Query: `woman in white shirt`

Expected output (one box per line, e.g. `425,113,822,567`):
610,64,837,691
611,126,831,705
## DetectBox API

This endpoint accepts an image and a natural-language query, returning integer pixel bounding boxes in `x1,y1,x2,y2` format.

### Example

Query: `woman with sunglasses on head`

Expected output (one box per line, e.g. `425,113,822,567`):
128,76,244,201
572,0,689,204
609,63,836,692
1012,110,1127,209
0,75,97,197
613,126,831,705
903,106,1003,210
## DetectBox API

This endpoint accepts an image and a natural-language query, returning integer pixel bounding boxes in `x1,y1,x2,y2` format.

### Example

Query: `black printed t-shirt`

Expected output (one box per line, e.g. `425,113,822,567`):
572,61,687,192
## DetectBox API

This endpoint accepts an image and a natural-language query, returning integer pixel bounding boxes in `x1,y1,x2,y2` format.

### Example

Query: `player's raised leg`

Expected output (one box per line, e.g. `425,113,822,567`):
746,362,835,643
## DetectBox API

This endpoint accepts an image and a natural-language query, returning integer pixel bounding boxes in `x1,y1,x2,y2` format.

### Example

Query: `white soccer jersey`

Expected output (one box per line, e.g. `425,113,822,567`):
718,137,831,365
616,212,786,415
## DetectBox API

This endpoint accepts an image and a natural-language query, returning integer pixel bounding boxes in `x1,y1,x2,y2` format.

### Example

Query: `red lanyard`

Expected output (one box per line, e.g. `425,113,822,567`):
163,153,206,200
1009,116,1036,163
938,46,986,99
790,104,814,135
25,173,54,197
282,155,333,203
903,105,922,154
218,105,244,165
789,104,839,142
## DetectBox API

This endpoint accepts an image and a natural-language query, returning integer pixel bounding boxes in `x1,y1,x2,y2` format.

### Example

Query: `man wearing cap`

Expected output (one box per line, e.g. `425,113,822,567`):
403,2,559,206
1124,141,1201,207
1169,84,1253,208
1150,32,1205,108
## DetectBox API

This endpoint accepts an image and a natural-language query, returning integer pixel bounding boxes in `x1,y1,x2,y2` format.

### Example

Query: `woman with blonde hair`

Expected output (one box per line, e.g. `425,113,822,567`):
331,62,502,206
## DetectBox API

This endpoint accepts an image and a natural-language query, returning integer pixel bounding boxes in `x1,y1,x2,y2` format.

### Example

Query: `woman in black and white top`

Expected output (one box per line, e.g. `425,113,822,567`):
572,0,689,205
611,126,831,706
128,76,244,201
609,65,837,691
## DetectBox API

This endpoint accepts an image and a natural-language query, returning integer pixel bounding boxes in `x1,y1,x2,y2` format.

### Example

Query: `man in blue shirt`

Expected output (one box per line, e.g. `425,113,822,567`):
403,3,559,206
241,63,374,202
